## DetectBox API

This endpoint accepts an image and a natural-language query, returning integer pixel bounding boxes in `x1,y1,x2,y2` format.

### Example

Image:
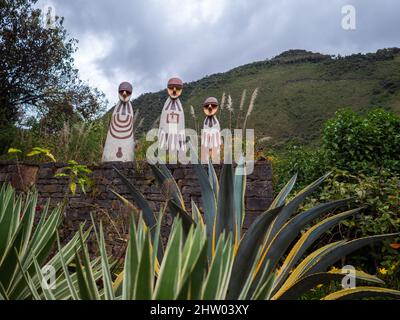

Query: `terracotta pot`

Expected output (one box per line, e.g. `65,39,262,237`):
11,164,39,192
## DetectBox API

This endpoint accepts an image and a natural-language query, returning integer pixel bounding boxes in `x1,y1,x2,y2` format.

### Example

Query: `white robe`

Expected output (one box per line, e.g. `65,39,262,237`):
201,116,221,149
158,97,186,151
102,101,135,162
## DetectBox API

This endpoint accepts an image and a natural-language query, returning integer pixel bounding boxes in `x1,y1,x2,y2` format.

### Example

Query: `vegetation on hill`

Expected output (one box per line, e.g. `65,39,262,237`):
132,48,400,148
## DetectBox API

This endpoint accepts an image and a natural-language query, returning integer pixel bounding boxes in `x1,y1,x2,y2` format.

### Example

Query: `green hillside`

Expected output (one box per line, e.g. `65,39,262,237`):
132,48,400,148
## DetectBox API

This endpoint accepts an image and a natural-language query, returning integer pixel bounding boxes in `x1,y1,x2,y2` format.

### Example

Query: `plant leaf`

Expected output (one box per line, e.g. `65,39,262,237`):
322,287,400,300
215,164,236,244
122,218,140,300
272,207,362,292
135,230,153,300
227,206,283,299
274,270,385,300
7,148,22,154
153,220,183,300
234,157,247,239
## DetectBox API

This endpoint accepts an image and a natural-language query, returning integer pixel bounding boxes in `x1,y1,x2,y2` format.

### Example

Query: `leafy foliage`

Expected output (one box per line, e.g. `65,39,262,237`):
0,184,95,300
7,148,22,156
90,162,400,300
26,147,56,163
54,160,93,196
0,0,107,152
2,162,399,300
323,108,400,173
272,108,400,290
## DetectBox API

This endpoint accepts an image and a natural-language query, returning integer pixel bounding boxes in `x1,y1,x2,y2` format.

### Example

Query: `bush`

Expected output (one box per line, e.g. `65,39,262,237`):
272,142,327,191
323,108,400,174
299,169,400,277
272,108,400,289
2,119,109,165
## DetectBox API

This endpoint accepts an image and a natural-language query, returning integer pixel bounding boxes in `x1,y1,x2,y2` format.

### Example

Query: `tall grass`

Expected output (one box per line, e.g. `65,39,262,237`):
7,120,108,164
59,121,107,162
226,95,233,130
236,89,247,128
217,88,259,132
243,88,259,132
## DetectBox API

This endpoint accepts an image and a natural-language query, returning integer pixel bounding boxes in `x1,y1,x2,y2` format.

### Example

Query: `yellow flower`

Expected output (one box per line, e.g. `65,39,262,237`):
267,156,276,163
378,267,388,276
330,266,340,273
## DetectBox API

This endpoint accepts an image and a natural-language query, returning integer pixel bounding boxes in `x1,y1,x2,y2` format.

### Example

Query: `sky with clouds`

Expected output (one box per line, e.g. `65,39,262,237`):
36,0,400,108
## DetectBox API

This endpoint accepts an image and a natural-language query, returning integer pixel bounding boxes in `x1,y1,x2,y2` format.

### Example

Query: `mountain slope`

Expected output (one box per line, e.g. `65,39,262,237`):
131,48,400,148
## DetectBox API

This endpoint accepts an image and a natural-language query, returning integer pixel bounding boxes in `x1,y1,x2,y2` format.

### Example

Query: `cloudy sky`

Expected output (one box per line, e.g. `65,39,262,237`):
36,0,399,108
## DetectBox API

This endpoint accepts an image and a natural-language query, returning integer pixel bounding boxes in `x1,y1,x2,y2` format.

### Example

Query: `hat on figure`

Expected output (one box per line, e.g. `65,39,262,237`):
203,97,219,118
119,82,133,102
167,77,183,100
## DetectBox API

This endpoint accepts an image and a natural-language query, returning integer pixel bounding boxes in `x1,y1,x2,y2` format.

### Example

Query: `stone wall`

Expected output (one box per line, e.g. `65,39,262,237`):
0,161,273,255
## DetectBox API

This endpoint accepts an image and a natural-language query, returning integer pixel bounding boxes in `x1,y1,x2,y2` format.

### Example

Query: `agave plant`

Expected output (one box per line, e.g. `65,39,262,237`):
102,162,400,300
56,214,233,300
0,184,100,300
19,161,400,300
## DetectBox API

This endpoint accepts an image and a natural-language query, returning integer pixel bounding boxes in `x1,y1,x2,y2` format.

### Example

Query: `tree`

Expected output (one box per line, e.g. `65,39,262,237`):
0,0,107,132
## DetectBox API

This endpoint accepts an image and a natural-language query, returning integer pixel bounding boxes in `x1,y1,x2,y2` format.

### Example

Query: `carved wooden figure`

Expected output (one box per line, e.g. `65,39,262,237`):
158,77,186,152
102,82,135,162
201,97,222,163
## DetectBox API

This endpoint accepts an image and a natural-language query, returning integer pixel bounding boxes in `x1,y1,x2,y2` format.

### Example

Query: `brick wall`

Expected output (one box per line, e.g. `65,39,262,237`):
0,161,273,255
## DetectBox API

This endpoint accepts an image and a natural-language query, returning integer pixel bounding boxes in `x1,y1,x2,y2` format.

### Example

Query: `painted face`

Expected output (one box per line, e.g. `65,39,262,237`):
119,90,132,103
167,85,183,99
203,103,219,116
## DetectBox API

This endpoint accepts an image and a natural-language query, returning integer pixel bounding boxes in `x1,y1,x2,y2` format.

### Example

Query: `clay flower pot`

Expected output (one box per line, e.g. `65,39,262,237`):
11,164,39,192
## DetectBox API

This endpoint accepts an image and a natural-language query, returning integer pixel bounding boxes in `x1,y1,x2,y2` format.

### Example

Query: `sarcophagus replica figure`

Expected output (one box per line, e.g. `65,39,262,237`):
102,82,135,162
158,77,186,152
201,97,222,163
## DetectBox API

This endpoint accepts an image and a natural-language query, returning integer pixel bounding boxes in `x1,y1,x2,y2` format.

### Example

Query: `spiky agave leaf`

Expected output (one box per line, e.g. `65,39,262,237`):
227,206,283,299
215,164,236,245
113,166,164,261
255,198,352,285
0,185,75,299
322,287,400,300
273,269,385,300
102,166,400,301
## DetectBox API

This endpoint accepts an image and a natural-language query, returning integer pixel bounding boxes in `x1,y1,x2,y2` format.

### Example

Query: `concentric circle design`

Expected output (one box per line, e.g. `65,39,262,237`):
110,102,134,140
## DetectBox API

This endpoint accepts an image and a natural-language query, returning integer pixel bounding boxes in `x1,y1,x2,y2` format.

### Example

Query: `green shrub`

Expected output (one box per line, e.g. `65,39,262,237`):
274,108,400,186
272,108,400,290
323,108,400,174
298,169,400,276
271,143,327,191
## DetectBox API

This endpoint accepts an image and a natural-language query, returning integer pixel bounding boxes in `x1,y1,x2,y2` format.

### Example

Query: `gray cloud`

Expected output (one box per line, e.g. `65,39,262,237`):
37,0,400,107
